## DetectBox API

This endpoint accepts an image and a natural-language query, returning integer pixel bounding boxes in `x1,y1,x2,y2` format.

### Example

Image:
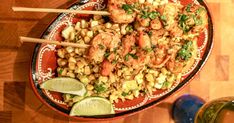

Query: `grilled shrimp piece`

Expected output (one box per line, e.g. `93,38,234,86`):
149,46,170,68
150,29,166,46
122,32,150,69
101,59,115,76
138,31,151,49
122,32,137,56
136,15,151,27
150,18,162,30
108,0,137,24
88,32,120,63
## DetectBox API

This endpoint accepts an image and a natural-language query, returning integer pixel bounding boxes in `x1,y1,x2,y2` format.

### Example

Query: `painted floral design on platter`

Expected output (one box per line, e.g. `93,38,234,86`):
34,0,209,112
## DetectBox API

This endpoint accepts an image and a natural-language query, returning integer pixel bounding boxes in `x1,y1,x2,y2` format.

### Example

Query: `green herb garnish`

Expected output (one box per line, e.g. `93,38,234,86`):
94,84,106,93
126,25,134,32
112,59,118,64
185,4,192,12
98,44,105,50
148,11,160,19
176,40,193,61
58,69,63,74
122,4,134,14
141,10,149,19
121,92,129,96
143,47,153,53
178,14,191,33
148,31,153,37
195,7,205,15
124,53,138,61
104,52,110,58
160,15,168,26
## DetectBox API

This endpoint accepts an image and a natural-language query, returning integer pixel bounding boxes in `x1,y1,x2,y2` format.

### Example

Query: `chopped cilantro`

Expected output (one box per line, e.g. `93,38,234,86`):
94,84,106,93
141,10,149,19
129,53,138,59
148,31,153,37
126,25,134,32
195,7,205,15
176,40,193,61
58,69,63,74
185,4,192,12
122,4,134,14
160,15,168,26
104,52,110,58
124,53,138,61
148,11,160,19
121,92,129,96
143,47,153,53
125,54,130,61
178,14,191,33
112,59,118,64
98,44,105,50
113,48,117,54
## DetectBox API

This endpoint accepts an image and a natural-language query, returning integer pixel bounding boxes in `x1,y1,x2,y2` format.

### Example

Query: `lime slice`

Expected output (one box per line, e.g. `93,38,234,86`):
40,77,86,96
70,97,115,116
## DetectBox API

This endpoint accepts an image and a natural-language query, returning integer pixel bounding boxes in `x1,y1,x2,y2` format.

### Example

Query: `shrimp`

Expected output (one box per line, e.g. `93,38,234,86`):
150,29,166,46
138,31,151,49
108,0,137,24
150,18,162,30
136,15,151,27
122,32,150,69
88,32,120,63
149,46,170,68
101,59,115,76
122,32,137,56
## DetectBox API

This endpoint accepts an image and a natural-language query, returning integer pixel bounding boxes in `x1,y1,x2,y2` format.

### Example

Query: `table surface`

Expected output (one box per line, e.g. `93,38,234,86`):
0,0,234,123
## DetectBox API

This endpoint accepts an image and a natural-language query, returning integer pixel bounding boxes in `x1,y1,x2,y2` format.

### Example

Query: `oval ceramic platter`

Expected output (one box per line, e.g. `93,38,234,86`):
30,0,213,120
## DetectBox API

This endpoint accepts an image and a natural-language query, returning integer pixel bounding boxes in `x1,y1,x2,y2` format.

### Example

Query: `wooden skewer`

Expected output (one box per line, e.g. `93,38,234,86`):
12,7,110,15
20,36,90,48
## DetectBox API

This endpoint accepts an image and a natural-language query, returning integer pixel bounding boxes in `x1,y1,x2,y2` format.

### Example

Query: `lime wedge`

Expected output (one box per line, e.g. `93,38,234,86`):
40,77,86,96
70,97,115,116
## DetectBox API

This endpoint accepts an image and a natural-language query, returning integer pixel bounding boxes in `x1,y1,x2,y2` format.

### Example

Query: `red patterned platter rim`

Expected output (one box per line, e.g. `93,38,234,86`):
29,0,213,120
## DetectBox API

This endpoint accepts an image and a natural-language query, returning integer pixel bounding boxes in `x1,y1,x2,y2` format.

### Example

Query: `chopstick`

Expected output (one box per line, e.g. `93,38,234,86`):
12,7,110,15
20,36,90,48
